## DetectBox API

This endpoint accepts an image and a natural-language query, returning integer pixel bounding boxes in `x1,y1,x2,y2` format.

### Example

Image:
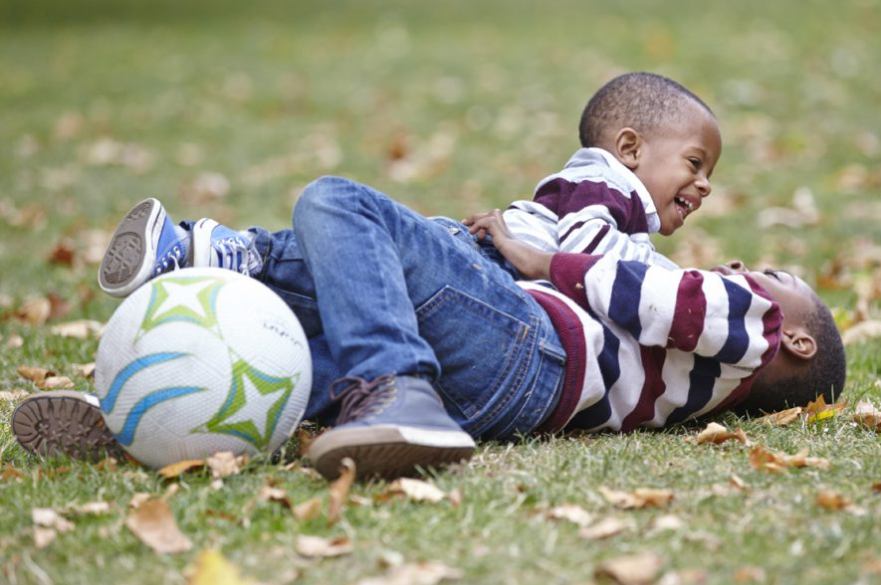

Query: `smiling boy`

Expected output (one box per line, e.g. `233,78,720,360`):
480,72,722,269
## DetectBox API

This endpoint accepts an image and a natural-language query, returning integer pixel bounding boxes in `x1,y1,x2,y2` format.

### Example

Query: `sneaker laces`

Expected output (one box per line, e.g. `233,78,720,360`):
213,237,259,275
153,244,186,277
330,374,397,425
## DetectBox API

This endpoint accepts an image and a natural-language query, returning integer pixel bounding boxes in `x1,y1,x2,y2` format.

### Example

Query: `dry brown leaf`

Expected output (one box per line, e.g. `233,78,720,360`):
95,456,119,472
158,459,206,479
805,395,845,423
293,497,322,522
15,296,51,325
599,487,674,509
206,452,247,479
125,498,192,554
41,376,75,390
2,463,26,481
355,561,463,585
47,241,76,267
129,493,152,509
385,478,447,503
18,365,53,384
258,484,293,511
816,489,851,510
733,566,766,583
187,549,256,585
50,319,104,339
729,475,749,491
695,422,748,445
748,445,830,473
32,508,75,532
842,320,881,346
546,504,594,527
34,527,58,549
754,407,803,426
853,400,881,431
0,389,29,402
595,551,664,585
295,535,353,558
5,333,24,349
448,488,462,507
71,501,111,515
579,516,632,540
71,362,97,378
328,457,355,524
296,425,319,457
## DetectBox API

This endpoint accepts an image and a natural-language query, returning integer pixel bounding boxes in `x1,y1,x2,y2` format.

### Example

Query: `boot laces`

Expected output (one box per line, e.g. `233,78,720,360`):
330,374,397,424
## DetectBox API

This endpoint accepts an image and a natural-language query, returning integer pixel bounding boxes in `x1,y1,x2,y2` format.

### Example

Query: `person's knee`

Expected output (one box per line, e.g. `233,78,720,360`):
294,176,352,227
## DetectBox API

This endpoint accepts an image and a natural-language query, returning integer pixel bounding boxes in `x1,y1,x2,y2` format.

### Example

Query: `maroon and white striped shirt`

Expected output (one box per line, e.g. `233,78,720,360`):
519,253,783,433
504,147,677,269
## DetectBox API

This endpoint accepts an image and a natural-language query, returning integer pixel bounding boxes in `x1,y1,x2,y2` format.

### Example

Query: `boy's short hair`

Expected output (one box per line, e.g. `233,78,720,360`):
579,72,714,148
736,296,847,415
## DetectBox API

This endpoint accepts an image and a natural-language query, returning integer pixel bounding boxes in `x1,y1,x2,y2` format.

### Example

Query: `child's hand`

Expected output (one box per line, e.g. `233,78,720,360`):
464,209,551,280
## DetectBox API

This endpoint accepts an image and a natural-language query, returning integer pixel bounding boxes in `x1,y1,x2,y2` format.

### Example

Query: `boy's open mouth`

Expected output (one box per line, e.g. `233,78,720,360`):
674,196,695,217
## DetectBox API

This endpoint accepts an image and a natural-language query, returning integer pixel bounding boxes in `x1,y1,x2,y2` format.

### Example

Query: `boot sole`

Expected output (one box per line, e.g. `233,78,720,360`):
307,425,475,480
12,392,125,461
98,198,165,298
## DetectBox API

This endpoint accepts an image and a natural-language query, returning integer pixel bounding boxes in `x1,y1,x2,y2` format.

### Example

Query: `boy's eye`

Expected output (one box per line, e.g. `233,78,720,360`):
688,157,702,170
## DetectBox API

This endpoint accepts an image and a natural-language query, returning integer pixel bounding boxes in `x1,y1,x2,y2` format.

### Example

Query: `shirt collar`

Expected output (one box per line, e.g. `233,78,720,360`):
579,147,658,217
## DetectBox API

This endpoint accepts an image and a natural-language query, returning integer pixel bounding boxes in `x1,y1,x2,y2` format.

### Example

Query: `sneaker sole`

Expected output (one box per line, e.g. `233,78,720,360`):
98,198,165,298
307,425,475,481
12,391,125,461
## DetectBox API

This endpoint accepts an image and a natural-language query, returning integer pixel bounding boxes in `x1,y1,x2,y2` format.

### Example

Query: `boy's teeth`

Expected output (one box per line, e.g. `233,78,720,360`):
675,197,694,212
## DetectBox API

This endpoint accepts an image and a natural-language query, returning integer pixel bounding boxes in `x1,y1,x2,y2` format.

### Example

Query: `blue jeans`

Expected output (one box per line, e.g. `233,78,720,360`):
248,177,565,440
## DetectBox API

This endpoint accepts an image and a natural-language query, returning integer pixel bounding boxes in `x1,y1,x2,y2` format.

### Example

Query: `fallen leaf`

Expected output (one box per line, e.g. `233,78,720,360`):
729,475,749,491
129,493,152,509
385,478,447,503
18,365,53,384
32,508,74,532
853,400,881,431
158,459,206,479
15,296,51,325
188,549,255,585
695,422,749,445
579,516,632,540
47,240,76,267
328,457,355,524
546,504,594,527
816,490,851,510
595,552,664,585
296,425,319,457
71,362,97,378
258,484,292,510
95,456,118,472
842,320,881,346
733,566,766,583
50,320,104,339
448,488,462,507
34,527,58,548
295,535,352,558
599,487,674,509
805,395,845,423
355,561,463,585
125,498,192,554
5,333,24,348
0,389,29,401
206,452,247,479
2,463,26,481
748,446,830,473
41,375,75,390
71,501,111,515
872,482,881,493
293,497,322,522
755,407,803,426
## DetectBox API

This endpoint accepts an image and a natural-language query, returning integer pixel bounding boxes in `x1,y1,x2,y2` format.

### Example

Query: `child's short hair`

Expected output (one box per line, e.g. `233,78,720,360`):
736,296,847,414
579,72,714,148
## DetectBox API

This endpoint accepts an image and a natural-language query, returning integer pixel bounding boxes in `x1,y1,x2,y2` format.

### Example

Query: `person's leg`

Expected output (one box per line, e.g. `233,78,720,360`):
292,177,566,478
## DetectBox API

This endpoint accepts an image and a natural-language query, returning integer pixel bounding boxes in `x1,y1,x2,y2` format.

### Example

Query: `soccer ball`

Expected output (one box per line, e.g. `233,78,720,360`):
94,268,311,468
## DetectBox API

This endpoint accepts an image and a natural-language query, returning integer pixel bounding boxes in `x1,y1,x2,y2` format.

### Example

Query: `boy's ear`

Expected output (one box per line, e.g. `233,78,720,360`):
781,327,817,361
614,127,642,170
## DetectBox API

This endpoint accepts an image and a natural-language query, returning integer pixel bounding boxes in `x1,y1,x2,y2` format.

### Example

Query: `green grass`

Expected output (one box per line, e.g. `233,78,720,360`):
2,1,881,583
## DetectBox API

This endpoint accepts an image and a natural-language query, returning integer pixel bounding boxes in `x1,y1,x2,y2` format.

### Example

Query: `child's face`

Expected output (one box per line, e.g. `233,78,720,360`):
630,103,722,236
713,261,816,326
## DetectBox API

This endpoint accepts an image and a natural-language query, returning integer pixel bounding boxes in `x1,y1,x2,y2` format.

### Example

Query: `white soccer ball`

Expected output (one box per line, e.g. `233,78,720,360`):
94,267,311,469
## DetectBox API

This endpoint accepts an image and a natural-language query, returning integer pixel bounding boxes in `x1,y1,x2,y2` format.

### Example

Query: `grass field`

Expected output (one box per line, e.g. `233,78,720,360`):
2,1,881,583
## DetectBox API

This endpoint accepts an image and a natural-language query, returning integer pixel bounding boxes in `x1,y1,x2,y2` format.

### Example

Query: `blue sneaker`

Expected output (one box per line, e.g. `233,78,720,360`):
98,198,189,298
307,375,476,480
191,218,262,275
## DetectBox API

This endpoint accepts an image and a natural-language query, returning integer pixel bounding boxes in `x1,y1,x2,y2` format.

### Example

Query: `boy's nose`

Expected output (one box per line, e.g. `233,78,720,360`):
696,177,712,197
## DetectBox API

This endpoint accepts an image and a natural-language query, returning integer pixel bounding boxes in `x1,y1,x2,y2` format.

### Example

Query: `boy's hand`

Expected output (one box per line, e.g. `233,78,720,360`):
464,209,551,280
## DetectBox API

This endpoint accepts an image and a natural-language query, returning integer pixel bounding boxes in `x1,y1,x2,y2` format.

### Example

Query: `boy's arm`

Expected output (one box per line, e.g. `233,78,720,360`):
466,210,552,280
548,253,782,367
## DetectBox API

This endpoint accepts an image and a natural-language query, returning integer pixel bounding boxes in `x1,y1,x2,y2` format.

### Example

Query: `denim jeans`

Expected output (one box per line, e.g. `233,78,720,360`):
247,177,565,440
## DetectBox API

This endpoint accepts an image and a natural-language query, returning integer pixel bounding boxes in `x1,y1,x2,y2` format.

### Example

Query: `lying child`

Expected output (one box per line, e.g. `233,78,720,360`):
14,177,845,480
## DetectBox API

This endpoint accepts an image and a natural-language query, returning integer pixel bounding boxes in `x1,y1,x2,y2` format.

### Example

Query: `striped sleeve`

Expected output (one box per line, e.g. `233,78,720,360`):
548,253,783,368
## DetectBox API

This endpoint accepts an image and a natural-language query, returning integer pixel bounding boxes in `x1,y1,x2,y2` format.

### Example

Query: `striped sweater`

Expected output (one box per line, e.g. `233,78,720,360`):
504,147,678,269
519,253,783,433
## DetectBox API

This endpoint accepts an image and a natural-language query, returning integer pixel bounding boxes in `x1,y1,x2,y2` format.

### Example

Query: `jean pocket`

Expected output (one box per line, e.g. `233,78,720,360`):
415,285,531,421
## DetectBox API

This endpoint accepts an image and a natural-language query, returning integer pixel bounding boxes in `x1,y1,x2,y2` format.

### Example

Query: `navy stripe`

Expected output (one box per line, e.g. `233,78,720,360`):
666,355,722,424
567,322,620,429
608,260,648,339
714,279,752,363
